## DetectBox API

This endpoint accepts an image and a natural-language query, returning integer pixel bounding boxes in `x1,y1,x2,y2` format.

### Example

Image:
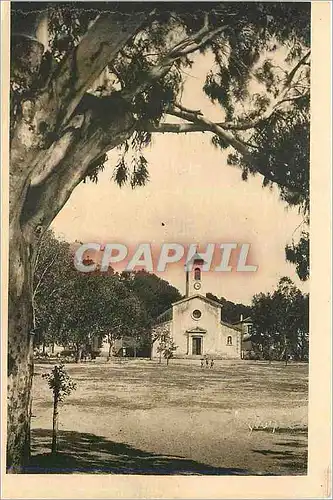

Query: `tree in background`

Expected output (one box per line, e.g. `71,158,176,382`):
120,270,182,320
120,270,182,354
251,277,309,362
103,292,149,360
101,282,151,359
251,292,279,362
163,339,178,366
32,230,73,352
33,231,150,362
273,277,309,364
9,2,310,468
34,233,181,361
32,230,99,360
206,293,252,324
285,231,309,282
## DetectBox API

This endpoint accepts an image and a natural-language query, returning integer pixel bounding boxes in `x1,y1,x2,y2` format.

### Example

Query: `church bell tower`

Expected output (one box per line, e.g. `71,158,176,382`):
185,252,206,297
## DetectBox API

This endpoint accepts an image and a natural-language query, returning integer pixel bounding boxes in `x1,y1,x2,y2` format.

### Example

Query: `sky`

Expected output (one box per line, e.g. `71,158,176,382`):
51,53,308,305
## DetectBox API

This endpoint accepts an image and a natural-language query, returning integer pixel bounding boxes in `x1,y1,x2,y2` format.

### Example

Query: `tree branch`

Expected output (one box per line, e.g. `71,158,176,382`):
168,20,228,59
165,106,301,192
33,253,58,300
284,50,311,88
151,57,309,137
32,228,49,277
147,122,209,133
193,50,311,132
121,21,228,102
22,108,136,233
168,106,255,161
10,12,149,227
52,11,149,128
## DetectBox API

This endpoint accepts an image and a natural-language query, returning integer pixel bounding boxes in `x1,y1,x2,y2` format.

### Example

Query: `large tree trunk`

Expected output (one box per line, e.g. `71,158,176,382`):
7,120,133,471
7,9,145,471
7,228,35,472
7,93,135,467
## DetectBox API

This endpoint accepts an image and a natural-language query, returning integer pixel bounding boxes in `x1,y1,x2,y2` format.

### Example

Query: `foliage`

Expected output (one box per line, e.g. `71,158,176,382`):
42,363,76,402
33,232,182,358
285,231,309,281
120,270,182,320
162,340,178,364
154,325,178,365
251,277,309,361
11,3,310,280
11,2,310,190
33,230,74,346
33,231,149,359
206,293,251,324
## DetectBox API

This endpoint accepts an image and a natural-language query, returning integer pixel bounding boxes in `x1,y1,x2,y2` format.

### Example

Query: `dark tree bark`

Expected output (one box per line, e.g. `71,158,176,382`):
51,392,59,455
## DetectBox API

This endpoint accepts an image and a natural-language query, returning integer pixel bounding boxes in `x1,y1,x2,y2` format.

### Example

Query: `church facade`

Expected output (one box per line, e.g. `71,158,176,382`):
152,253,242,359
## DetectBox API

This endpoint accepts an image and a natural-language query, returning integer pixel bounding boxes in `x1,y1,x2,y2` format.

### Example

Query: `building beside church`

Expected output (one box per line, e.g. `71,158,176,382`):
152,253,243,359
234,315,254,359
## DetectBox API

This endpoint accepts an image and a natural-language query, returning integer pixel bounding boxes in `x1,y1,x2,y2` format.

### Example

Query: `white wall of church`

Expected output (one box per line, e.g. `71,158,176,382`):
171,297,241,359
219,323,241,359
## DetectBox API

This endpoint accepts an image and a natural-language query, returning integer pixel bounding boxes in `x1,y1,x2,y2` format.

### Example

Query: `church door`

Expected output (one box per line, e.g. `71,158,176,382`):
192,337,202,355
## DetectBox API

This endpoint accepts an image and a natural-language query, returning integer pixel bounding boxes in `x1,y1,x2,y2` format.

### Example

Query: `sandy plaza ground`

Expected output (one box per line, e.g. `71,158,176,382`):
28,359,308,475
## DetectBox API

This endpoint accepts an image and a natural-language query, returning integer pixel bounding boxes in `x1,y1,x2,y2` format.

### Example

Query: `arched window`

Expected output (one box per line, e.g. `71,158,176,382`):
194,267,201,281
227,336,233,346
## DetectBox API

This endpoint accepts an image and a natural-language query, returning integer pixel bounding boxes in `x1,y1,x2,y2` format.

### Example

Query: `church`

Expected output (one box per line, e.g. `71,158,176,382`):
152,253,243,359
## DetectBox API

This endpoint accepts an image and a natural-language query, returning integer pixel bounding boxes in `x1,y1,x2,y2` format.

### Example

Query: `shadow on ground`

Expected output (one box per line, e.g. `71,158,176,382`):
26,429,250,475
252,430,308,475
